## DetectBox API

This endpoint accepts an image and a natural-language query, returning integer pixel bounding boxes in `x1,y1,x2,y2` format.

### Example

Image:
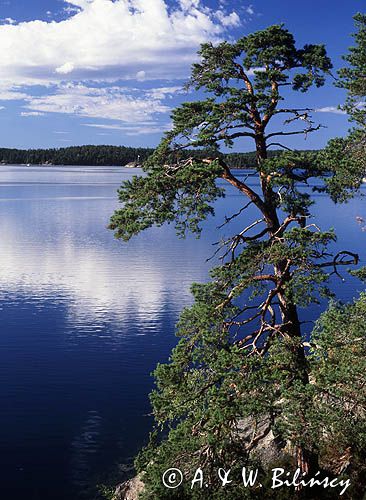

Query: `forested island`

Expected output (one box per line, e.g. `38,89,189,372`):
0,145,316,169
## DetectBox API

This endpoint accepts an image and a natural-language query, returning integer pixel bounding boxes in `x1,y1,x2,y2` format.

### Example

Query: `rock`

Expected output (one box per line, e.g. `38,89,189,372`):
235,415,291,470
113,473,145,500
112,416,290,498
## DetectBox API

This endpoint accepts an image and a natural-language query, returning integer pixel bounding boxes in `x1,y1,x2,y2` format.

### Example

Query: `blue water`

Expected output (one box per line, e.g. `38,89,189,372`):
0,165,364,500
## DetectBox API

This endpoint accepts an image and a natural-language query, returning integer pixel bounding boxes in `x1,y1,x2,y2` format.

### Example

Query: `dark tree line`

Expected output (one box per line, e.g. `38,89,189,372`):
0,144,316,169
0,145,154,166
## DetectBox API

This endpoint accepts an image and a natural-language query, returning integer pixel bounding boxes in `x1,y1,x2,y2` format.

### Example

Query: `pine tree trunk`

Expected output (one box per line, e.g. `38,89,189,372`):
255,132,318,479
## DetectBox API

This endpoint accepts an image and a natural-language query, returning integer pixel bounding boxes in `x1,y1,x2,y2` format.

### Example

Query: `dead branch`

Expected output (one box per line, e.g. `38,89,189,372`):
217,200,253,229
267,142,293,151
265,124,324,140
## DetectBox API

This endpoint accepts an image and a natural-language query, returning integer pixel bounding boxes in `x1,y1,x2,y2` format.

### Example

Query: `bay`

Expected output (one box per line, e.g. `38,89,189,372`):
0,165,364,499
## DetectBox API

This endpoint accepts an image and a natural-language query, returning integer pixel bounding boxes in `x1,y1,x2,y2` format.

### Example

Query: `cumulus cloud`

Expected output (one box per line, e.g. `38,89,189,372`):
0,0,243,134
55,62,75,75
0,0,241,84
215,10,240,27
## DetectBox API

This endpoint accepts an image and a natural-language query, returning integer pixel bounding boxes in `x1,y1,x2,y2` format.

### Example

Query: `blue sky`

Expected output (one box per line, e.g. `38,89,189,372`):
0,0,364,151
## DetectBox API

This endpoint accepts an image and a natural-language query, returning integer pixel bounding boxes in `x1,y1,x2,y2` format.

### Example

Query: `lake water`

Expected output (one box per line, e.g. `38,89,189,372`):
0,165,365,500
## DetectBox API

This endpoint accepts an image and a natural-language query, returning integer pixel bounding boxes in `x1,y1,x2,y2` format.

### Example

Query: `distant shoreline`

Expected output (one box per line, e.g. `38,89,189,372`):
0,145,320,169
0,162,141,168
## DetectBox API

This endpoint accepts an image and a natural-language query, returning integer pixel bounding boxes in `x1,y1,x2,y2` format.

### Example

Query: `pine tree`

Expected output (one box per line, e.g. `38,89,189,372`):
110,24,366,499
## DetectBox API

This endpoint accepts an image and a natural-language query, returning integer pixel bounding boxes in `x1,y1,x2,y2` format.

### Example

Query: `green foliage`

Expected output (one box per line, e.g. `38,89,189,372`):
180,25,332,149
191,24,332,98
308,296,366,496
322,14,366,198
339,13,366,127
350,266,366,282
329,14,366,208
109,153,225,240
318,132,366,202
97,484,115,500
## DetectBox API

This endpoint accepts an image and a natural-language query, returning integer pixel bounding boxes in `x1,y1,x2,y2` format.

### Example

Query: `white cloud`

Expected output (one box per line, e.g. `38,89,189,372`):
315,106,346,115
0,91,29,100
23,83,173,122
136,71,146,82
65,0,93,8
20,111,45,117
1,17,16,25
83,122,171,135
215,10,240,27
145,86,184,99
63,5,82,15
0,0,241,85
179,0,200,11
55,62,75,75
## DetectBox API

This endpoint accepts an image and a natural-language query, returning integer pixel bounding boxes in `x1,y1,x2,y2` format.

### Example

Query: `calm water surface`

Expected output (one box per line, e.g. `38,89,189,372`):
0,165,365,499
